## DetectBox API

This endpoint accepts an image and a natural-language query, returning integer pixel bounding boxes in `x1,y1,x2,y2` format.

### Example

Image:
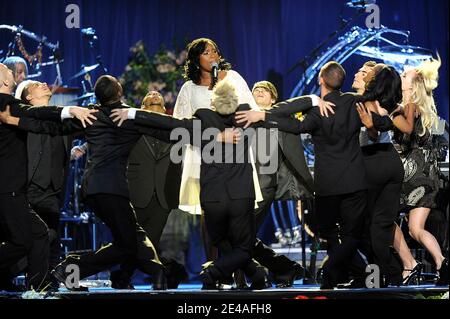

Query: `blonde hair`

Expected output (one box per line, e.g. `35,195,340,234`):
211,78,239,115
409,57,440,136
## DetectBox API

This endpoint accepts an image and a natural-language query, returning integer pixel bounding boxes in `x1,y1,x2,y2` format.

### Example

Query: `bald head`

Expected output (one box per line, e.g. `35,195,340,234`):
0,63,16,93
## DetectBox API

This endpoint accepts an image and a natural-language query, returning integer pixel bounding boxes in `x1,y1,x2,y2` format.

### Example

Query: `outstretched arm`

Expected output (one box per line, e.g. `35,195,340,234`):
271,95,335,117
0,105,87,135
110,108,193,130
235,109,318,134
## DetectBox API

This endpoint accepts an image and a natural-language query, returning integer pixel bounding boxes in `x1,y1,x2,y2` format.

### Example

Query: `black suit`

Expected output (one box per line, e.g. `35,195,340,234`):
252,96,315,276
18,101,172,281
265,90,368,287
127,135,181,247
134,106,257,279
0,93,64,290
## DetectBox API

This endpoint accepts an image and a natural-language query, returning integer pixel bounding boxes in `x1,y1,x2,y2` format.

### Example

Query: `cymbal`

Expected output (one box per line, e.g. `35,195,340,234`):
345,0,376,8
70,92,95,103
356,45,432,61
70,64,99,80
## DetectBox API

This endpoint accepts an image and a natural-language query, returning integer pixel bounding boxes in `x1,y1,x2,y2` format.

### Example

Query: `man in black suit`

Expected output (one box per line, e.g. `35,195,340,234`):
110,91,185,289
69,77,176,289
250,81,319,286
128,91,181,247
236,62,368,288
111,80,270,289
0,63,95,291
14,80,71,271
3,75,172,290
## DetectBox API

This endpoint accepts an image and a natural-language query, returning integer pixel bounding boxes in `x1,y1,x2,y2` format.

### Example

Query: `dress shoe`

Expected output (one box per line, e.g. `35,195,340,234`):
436,258,449,286
402,262,423,286
199,268,219,290
232,269,248,289
247,265,271,290
51,257,88,292
336,277,366,289
163,259,188,289
273,263,309,288
110,270,134,290
152,267,167,290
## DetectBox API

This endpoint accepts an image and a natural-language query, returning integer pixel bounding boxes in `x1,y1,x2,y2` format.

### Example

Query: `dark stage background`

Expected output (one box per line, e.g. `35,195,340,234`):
0,0,448,120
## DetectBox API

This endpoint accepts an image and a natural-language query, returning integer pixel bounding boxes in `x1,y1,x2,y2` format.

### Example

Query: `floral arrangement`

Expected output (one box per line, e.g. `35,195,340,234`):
119,40,187,111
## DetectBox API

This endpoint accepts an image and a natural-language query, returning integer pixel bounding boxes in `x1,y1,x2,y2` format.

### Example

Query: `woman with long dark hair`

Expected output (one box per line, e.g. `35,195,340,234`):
173,37,261,215
356,64,407,286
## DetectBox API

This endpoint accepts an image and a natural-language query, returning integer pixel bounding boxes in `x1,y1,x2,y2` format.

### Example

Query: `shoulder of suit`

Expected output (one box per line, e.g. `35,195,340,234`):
237,103,251,111
0,93,19,108
194,108,216,117
341,92,361,99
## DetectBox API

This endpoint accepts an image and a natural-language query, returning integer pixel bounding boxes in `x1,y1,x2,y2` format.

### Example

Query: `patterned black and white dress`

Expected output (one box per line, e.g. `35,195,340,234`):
395,115,440,209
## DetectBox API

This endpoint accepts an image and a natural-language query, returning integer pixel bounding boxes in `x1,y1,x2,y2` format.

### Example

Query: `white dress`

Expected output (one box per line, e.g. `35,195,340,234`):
173,70,262,214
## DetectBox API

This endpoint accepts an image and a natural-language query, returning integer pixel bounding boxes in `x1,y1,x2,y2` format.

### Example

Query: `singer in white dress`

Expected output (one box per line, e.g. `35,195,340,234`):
173,38,262,214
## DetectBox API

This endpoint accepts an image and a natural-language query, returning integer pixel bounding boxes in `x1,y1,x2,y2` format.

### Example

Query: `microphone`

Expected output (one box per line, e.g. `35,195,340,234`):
211,62,219,79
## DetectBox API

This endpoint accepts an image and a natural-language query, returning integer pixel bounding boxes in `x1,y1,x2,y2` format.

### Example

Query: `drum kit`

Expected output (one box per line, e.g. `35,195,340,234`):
0,24,106,106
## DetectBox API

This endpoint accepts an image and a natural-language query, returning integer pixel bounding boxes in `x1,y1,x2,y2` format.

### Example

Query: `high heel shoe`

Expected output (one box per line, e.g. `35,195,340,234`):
436,258,449,286
402,262,423,286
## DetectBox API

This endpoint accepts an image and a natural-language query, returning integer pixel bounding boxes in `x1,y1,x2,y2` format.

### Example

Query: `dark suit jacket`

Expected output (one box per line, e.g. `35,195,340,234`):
265,91,367,196
256,96,316,196
0,93,63,193
127,135,181,210
18,101,171,199
134,104,256,203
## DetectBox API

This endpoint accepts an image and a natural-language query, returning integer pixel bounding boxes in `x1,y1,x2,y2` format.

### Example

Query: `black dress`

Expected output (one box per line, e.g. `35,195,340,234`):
395,116,440,209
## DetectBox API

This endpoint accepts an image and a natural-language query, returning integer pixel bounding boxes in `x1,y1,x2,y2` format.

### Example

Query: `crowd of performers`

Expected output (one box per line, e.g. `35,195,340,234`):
0,37,448,292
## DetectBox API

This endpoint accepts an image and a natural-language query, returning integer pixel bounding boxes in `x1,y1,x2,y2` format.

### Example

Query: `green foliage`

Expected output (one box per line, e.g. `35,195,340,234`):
119,41,187,109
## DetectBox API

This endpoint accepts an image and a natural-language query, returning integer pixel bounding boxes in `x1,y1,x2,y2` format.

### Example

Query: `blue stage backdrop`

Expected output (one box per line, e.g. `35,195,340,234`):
0,0,448,120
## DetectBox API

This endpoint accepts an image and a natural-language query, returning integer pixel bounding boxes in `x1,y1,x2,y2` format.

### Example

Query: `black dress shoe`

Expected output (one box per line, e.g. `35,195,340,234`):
273,263,308,288
51,258,88,292
152,268,167,290
248,266,271,290
110,270,134,290
436,258,449,286
164,259,188,289
199,268,219,290
233,269,248,289
336,277,366,289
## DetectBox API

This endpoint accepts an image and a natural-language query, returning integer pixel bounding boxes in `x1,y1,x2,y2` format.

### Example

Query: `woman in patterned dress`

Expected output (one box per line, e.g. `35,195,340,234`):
392,57,448,285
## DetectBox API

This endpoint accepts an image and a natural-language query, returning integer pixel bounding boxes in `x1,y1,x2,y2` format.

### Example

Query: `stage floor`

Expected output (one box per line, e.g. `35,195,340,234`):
2,281,447,300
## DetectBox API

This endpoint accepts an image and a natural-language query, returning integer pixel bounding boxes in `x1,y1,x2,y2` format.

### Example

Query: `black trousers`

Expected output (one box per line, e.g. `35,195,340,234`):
70,194,163,279
27,182,62,269
253,186,298,274
315,190,367,286
362,143,404,284
202,195,255,278
0,192,49,290
117,195,172,278
135,195,171,249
